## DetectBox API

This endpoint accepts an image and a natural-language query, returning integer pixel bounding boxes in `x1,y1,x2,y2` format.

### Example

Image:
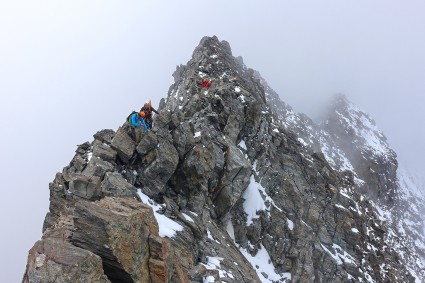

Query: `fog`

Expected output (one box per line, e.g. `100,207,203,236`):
1,1,424,281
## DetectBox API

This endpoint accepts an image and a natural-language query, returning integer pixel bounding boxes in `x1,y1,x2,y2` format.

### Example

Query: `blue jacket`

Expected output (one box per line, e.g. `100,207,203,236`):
130,113,148,131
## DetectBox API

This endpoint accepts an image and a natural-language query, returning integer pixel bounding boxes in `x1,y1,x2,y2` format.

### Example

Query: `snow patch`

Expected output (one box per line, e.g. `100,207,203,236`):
205,256,223,269
372,201,391,222
207,229,220,244
243,174,283,225
238,140,247,150
335,204,348,210
339,190,352,200
354,176,366,186
137,190,183,238
182,213,194,223
321,243,356,265
240,244,291,282
225,217,235,241
297,137,308,147
202,256,235,280
287,219,294,231
243,175,267,225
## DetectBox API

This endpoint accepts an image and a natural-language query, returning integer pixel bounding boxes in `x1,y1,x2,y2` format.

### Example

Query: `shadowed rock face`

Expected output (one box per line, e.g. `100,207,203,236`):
23,36,424,283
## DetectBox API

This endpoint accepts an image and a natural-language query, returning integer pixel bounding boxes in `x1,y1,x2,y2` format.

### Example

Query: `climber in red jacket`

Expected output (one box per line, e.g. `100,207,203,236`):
201,79,212,90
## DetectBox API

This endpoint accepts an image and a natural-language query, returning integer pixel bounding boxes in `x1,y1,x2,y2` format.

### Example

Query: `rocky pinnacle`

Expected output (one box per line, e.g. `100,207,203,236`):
23,36,424,283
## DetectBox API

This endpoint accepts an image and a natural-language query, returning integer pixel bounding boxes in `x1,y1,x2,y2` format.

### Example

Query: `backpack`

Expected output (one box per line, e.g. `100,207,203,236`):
127,111,138,125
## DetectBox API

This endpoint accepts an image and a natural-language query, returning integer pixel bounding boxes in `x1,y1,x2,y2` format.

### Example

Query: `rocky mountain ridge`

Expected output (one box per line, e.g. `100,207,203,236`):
263,73,425,281
23,36,424,282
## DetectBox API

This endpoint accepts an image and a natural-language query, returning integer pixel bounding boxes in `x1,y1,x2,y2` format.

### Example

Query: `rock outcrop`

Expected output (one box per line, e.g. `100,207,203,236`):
23,36,424,282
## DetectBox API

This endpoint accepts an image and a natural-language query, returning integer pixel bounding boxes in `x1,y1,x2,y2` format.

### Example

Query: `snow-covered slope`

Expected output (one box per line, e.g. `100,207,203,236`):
396,165,425,263
371,164,425,281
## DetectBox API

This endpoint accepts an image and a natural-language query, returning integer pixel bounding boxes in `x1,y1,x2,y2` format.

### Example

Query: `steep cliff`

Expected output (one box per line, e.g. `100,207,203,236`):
23,36,424,282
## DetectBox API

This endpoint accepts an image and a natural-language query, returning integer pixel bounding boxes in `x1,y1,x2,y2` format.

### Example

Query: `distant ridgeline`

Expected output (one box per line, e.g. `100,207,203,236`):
23,36,425,283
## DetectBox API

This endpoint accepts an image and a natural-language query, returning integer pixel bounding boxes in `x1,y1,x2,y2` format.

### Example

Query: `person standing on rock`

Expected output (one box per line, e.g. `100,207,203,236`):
139,101,159,130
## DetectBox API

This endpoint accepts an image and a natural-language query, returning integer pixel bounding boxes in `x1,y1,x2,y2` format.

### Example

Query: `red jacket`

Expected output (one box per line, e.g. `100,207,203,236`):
201,80,212,89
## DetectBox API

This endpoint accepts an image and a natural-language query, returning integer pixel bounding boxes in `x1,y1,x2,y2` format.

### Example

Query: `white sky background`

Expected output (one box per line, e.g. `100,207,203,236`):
0,1,424,281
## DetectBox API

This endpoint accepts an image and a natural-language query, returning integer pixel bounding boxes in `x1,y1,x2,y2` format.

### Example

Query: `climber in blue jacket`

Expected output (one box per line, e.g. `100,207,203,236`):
130,111,149,132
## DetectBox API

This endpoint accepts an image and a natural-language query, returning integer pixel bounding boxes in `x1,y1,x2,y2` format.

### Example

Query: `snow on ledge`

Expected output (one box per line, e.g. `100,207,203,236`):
240,244,291,282
137,190,183,238
320,243,356,265
182,213,194,223
203,276,215,283
287,219,294,231
243,175,267,225
238,140,247,150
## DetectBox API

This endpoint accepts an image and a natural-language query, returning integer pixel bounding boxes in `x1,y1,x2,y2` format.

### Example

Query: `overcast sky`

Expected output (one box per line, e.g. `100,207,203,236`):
1,1,424,281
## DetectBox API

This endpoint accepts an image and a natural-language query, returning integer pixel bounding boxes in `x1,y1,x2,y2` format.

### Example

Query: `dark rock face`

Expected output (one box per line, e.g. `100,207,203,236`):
23,36,424,282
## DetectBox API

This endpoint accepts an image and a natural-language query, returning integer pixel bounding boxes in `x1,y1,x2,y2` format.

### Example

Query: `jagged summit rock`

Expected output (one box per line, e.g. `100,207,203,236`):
322,92,395,164
320,93,398,204
266,89,398,204
23,36,424,283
